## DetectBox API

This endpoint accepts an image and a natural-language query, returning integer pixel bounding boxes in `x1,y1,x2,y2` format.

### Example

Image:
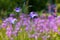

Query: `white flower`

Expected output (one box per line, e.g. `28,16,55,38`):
11,18,17,24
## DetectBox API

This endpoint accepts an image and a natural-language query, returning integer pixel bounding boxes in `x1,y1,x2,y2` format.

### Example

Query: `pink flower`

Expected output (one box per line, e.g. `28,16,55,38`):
6,30,12,38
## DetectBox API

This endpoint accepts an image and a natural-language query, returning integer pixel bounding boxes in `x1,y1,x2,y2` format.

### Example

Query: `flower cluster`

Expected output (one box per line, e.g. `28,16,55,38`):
1,13,60,40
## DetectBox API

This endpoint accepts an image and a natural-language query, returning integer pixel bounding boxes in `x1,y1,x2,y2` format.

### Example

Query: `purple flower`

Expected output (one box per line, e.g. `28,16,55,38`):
10,14,15,17
15,27,20,31
1,23,7,28
25,27,29,31
6,27,12,38
6,31,12,38
1,13,60,39
48,14,55,20
29,11,38,18
53,25,58,32
42,36,47,40
5,17,13,23
14,7,21,12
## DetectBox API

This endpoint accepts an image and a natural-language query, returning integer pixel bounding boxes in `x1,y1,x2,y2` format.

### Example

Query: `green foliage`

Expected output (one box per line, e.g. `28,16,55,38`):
0,0,56,17
22,0,29,14
0,0,48,12
29,0,48,12
57,0,60,3
0,0,25,17
0,0,25,11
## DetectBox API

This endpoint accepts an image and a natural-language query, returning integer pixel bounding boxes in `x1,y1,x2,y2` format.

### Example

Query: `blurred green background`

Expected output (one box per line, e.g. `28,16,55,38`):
0,0,60,18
